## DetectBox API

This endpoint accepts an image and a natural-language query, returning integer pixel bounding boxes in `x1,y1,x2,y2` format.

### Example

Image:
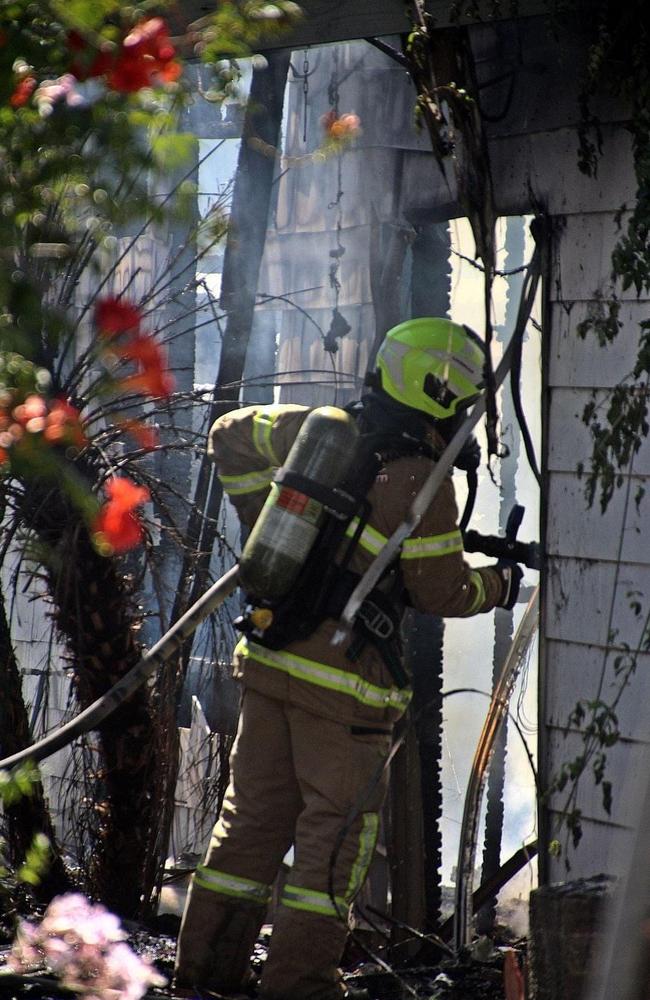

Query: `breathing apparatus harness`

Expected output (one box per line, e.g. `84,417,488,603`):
235,391,438,689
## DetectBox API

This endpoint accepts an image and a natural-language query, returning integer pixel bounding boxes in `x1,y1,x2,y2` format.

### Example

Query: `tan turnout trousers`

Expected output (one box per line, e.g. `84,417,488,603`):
175,402,504,999
175,687,391,1000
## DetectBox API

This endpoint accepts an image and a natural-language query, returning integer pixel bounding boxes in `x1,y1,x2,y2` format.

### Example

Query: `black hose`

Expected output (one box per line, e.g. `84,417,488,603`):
459,467,478,533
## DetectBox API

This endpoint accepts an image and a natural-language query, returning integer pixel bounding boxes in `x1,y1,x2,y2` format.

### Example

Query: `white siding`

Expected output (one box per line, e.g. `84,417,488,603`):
469,13,647,880
542,186,650,880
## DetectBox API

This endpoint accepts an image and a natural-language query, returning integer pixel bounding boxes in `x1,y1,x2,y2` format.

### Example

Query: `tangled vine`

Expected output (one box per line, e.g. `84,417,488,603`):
576,3,650,511
411,2,650,864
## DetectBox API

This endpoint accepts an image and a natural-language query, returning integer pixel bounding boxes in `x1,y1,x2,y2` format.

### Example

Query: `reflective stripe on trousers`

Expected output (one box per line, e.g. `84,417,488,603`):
194,865,272,905
280,812,379,918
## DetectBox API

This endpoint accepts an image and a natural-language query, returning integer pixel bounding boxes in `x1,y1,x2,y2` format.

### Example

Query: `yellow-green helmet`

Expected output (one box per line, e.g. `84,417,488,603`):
376,317,485,420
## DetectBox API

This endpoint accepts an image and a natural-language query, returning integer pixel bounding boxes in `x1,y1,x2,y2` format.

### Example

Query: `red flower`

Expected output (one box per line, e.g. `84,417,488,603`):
95,298,175,399
320,109,361,141
115,333,175,399
119,367,175,399
68,30,114,81
94,297,142,338
43,398,87,447
68,19,181,92
10,75,36,108
92,476,150,553
112,333,161,366
117,418,158,451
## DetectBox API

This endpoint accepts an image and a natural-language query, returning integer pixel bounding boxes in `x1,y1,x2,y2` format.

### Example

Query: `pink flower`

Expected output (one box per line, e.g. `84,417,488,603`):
9,893,166,1000
33,73,85,117
43,398,87,447
12,394,47,425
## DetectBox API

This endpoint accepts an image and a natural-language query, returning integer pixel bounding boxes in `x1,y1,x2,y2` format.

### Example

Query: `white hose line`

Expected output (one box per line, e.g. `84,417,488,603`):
0,565,240,772
453,585,540,951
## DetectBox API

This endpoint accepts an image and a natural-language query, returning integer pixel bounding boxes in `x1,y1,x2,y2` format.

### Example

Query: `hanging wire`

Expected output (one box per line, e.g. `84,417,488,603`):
321,47,354,406
302,49,310,143
287,49,319,145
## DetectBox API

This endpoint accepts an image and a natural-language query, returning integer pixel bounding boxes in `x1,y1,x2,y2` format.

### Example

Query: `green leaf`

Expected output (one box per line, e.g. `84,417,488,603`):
602,780,613,815
50,0,122,31
17,833,51,886
150,133,197,172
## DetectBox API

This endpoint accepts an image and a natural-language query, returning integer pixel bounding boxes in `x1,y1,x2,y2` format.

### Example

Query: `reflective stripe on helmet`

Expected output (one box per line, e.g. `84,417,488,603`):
252,409,281,466
346,813,379,902
281,883,348,917
346,518,463,560
426,351,482,398
219,467,274,496
193,865,271,903
376,317,485,420
237,637,412,713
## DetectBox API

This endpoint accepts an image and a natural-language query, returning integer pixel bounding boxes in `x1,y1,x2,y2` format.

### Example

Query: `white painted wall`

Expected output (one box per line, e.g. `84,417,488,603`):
470,14,649,881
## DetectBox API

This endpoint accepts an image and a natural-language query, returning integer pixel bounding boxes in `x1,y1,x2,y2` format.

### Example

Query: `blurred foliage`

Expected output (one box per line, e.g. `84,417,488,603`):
0,0,300,544
0,763,49,927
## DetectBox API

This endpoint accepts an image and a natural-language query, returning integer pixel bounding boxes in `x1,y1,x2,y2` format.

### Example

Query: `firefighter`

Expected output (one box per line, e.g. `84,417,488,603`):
173,317,522,1000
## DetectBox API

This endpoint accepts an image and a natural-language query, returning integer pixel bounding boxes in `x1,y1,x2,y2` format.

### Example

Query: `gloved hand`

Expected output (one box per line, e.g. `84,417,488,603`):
496,561,523,610
454,433,481,472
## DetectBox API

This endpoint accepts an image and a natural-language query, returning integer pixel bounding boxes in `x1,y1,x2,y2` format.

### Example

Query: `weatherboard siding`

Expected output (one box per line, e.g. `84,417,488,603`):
542,211,650,879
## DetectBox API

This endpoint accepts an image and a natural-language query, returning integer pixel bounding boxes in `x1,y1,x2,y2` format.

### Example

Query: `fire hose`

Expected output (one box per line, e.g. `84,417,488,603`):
0,565,240,772
2,237,542,787
0,526,538,776
453,584,540,952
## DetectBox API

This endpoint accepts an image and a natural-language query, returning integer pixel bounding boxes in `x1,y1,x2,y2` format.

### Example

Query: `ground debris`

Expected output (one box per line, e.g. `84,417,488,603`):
0,907,524,1000
344,948,521,1000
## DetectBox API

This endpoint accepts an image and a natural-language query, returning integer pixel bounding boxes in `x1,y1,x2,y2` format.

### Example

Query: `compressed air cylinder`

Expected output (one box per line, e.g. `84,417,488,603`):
238,406,359,603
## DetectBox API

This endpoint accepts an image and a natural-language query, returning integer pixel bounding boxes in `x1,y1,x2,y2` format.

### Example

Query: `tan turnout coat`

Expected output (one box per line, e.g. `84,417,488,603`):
209,403,503,729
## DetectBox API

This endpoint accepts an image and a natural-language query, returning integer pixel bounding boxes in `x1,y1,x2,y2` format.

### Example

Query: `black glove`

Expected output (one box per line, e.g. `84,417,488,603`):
455,433,481,472
496,561,523,610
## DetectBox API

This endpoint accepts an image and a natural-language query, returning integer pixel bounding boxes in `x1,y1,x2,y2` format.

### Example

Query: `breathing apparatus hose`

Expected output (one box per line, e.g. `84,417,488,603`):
0,565,240,773
459,466,478,534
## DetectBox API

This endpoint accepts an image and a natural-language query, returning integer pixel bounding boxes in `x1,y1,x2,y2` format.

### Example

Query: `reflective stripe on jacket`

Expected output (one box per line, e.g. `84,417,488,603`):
236,636,412,714
208,403,503,726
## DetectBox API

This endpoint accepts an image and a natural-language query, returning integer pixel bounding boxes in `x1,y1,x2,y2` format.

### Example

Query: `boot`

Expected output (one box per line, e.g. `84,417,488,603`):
175,883,266,996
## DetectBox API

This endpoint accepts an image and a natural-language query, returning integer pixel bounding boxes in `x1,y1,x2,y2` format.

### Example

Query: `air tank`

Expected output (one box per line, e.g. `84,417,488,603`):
238,406,359,603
